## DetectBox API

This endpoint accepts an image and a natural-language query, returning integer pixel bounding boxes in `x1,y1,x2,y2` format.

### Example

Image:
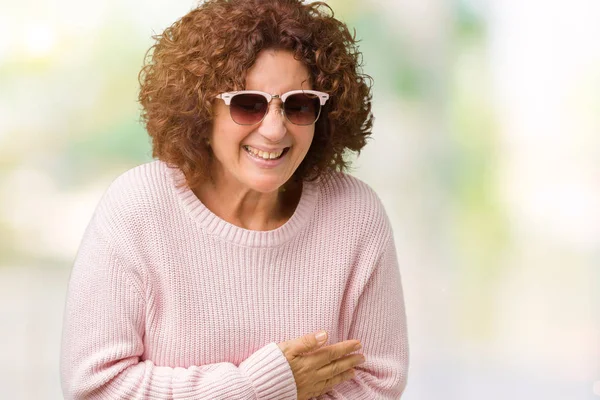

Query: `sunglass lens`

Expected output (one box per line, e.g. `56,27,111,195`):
230,94,268,125
284,93,320,125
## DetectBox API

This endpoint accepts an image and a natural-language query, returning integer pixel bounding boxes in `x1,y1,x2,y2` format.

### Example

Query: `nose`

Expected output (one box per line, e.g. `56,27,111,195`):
256,101,287,142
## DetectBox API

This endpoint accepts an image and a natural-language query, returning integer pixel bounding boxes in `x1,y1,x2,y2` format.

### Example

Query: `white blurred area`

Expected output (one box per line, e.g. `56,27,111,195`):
489,0,599,386
0,0,598,399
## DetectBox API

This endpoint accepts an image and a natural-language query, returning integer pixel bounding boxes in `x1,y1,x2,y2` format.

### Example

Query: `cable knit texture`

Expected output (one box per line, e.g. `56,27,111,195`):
60,160,409,399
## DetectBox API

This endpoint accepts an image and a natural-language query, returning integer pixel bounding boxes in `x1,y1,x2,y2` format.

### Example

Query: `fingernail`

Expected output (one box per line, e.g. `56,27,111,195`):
354,343,362,351
316,331,327,342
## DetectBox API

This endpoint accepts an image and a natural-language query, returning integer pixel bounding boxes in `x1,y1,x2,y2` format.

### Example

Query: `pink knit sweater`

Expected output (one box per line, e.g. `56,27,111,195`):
60,160,409,399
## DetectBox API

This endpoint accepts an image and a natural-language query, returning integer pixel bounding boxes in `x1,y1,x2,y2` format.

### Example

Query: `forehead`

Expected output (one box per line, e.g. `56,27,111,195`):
244,49,312,92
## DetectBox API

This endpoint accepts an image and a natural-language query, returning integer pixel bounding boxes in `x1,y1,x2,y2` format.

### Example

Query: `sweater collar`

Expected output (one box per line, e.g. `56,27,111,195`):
164,162,319,248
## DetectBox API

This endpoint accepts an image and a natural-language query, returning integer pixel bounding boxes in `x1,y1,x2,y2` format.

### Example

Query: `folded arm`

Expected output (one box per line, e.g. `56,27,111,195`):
60,223,297,400
315,235,409,399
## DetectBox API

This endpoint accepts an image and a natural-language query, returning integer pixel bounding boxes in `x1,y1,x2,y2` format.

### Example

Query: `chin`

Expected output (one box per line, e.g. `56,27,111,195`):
244,175,286,193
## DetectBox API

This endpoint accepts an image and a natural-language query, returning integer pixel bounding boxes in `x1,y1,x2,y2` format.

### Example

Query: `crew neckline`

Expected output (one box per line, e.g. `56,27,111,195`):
163,161,319,248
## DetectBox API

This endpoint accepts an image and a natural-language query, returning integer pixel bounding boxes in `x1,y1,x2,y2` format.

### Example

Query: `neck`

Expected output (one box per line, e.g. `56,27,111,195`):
192,175,302,232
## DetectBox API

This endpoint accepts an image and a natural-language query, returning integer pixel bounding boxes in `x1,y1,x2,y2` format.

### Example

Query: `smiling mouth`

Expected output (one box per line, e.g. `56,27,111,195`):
243,145,290,161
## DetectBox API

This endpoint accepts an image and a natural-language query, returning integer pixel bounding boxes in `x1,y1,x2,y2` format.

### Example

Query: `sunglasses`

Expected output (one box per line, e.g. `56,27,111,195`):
216,90,330,126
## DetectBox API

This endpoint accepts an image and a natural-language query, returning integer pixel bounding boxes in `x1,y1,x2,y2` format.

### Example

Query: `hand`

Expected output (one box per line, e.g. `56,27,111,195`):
277,331,365,400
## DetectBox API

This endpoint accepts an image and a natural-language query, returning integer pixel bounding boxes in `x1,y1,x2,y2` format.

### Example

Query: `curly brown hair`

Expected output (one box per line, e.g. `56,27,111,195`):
138,0,373,189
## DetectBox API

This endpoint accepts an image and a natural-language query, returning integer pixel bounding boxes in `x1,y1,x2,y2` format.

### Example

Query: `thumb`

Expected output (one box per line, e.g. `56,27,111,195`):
290,330,328,355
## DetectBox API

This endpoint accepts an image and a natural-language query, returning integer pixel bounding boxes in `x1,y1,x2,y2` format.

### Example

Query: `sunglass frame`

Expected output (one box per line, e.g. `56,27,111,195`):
216,90,330,126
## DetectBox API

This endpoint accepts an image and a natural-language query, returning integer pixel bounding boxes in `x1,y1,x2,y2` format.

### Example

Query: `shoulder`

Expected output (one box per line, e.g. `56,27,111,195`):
103,160,170,200
318,171,380,201
317,171,387,215
92,160,174,236
315,171,393,239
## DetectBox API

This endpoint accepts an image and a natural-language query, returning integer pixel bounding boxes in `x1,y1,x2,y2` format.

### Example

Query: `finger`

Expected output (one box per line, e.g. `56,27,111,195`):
312,368,356,398
307,339,361,369
315,353,365,381
279,331,328,357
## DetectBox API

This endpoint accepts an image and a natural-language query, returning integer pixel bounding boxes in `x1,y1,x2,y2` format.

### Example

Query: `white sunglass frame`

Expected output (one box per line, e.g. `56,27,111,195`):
215,89,330,126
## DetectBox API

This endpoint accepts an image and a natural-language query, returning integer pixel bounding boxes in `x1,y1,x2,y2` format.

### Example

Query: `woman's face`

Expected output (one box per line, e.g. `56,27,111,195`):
209,49,315,194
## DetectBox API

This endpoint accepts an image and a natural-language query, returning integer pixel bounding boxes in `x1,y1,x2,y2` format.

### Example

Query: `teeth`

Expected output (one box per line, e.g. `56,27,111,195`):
245,146,284,160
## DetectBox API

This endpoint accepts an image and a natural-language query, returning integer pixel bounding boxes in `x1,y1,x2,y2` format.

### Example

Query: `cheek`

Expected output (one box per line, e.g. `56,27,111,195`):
210,118,250,154
210,103,239,136
214,132,247,160
299,131,315,153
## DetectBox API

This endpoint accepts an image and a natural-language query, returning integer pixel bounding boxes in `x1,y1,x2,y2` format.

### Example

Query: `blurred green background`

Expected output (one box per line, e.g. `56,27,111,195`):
1,0,599,398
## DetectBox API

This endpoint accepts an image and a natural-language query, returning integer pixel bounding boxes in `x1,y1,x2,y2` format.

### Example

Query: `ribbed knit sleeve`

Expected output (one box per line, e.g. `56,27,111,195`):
60,219,297,399
315,234,409,399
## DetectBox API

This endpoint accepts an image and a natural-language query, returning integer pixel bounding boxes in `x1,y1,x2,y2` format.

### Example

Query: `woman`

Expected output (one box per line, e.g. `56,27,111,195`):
60,0,409,399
